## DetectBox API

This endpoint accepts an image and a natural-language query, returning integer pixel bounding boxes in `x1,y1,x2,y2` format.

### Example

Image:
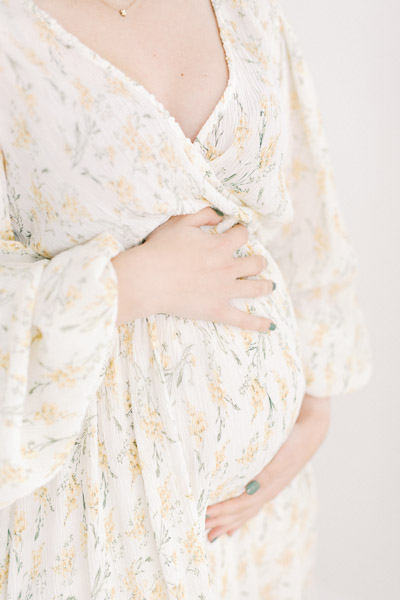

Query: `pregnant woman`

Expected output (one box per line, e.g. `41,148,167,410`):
0,0,372,598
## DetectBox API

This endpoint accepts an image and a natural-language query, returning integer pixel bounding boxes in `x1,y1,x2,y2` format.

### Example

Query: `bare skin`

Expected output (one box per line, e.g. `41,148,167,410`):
34,0,276,331
33,0,331,538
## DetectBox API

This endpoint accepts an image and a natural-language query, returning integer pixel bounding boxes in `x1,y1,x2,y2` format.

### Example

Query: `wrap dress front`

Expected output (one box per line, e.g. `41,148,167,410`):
0,0,373,598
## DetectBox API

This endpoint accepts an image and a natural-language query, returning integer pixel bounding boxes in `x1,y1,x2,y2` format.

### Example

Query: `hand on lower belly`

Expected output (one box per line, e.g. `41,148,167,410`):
204,393,331,543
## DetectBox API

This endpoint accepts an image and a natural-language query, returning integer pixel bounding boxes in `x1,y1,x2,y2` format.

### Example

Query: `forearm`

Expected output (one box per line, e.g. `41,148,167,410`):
258,394,331,500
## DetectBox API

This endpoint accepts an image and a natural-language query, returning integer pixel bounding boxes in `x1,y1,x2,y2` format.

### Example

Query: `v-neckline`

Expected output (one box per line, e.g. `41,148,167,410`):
21,0,237,149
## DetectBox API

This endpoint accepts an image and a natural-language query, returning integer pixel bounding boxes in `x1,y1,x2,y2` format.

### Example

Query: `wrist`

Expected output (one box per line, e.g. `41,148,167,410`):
111,243,159,326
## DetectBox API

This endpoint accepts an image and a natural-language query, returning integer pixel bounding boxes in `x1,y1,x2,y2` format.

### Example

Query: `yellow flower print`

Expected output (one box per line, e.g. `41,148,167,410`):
208,369,225,406
212,442,228,476
33,402,57,424
87,480,100,517
104,357,118,393
34,486,48,507
290,158,309,182
31,326,43,344
126,510,146,538
233,114,251,152
150,581,168,600
277,547,294,569
13,510,26,543
161,352,170,369
13,117,32,148
140,406,164,441
159,142,183,169
123,563,142,595
80,521,88,554
52,542,75,578
188,408,208,445
263,421,273,446
108,177,143,210
236,440,259,465
73,79,94,111
250,378,265,420
259,134,278,169
0,554,10,593
242,41,269,70
34,18,57,46
107,77,130,97
17,84,37,116
311,322,329,347
148,320,159,348
205,143,223,161
0,350,9,371
122,118,154,161
98,440,110,471
313,225,330,256
31,179,58,222
104,509,115,550
126,509,146,539
49,364,85,388
158,476,172,518
128,438,142,483
183,526,207,565
31,543,44,581
65,473,81,522
61,194,92,223
324,361,335,388
154,201,170,214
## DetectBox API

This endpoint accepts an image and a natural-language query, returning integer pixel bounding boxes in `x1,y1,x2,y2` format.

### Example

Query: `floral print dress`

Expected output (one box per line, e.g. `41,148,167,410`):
0,0,372,598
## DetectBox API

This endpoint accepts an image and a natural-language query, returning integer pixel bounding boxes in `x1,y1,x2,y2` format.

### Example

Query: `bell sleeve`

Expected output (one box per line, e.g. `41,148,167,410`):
0,150,124,509
256,4,373,398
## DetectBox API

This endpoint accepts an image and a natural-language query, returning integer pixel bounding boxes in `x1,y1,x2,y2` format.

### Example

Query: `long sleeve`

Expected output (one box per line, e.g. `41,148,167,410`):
0,151,124,508
256,4,373,398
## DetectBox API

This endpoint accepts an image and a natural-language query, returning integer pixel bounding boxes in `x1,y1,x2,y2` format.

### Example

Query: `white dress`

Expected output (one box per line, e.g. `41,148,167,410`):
0,0,373,598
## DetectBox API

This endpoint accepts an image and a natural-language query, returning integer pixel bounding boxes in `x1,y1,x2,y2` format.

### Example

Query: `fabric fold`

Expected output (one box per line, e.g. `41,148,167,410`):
254,2,373,396
0,155,124,508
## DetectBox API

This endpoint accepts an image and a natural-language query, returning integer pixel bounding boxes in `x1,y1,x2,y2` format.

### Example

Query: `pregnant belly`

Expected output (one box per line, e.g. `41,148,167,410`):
112,237,306,506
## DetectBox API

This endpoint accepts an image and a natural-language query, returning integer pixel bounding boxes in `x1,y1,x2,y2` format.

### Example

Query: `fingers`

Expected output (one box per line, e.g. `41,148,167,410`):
230,278,275,299
222,304,276,333
233,254,268,278
205,508,257,542
221,222,249,249
180,206,225,227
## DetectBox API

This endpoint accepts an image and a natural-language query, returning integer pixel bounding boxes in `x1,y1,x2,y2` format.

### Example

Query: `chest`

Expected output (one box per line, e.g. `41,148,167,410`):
1,0,290,257
32,0,230,144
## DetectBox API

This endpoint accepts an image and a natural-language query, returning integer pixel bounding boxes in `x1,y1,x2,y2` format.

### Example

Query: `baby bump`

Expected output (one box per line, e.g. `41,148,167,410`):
118,240,307,505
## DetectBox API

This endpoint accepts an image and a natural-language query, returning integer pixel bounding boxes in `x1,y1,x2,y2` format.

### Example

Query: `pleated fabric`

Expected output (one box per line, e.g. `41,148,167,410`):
0,0,372,598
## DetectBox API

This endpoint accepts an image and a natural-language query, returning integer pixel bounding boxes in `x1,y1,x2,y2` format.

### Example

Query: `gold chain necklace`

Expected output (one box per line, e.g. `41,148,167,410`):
97,0,138,17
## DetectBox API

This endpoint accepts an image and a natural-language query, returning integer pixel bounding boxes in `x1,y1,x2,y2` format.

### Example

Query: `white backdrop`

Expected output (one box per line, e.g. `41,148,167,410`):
280,0,400,598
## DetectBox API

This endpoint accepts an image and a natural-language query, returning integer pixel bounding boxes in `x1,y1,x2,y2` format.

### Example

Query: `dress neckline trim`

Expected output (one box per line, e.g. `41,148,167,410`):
21,0,237,149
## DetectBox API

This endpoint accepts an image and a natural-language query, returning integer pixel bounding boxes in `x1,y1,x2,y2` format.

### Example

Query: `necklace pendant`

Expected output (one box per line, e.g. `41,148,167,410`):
119,8,127,17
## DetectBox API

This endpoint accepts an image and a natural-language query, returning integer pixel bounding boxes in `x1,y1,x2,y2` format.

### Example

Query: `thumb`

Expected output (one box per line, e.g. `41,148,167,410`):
184,206,225,227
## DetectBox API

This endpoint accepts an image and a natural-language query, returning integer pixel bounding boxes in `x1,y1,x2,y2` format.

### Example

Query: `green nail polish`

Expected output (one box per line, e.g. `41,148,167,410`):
269,322,276,331
272,281,276,290
212,207,224,216
205,514,210,519
245,480,260,495
211,536,218,543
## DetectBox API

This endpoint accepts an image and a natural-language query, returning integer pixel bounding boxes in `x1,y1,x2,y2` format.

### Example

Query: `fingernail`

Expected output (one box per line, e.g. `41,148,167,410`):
212,207,224,216
245,480,261,495
269,322,276,330
211,536,218,543
272,281,276,290
205,514,210,519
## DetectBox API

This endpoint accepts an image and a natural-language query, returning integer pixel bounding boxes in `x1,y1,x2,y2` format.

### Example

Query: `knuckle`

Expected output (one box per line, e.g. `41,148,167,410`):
256,280,269,296
255,255,266,272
